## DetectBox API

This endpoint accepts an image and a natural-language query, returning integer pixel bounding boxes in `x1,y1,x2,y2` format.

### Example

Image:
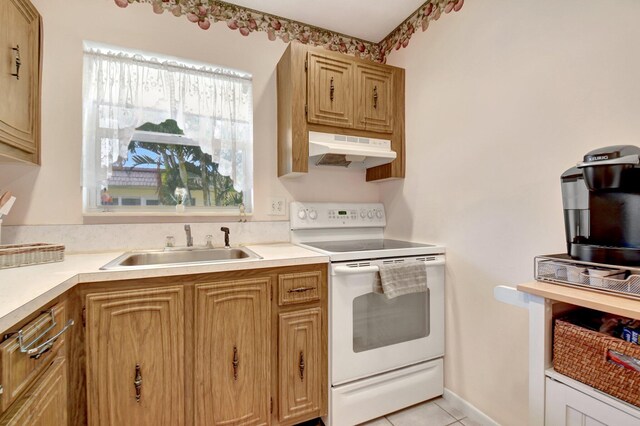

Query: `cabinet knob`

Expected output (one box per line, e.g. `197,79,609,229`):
232,346,239,380
330,77,334,102
134,364,142,403
373,85,378,109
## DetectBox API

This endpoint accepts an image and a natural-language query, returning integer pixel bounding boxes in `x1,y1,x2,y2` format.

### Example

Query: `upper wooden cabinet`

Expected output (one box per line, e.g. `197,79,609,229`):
307,53,354,128
277,42,405,181
355,64,394,133
84,286,185,426
0,0,42,164
194,278,271,426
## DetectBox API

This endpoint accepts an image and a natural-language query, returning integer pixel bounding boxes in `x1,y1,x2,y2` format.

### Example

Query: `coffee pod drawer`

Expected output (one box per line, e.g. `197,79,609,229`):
535,256,640,299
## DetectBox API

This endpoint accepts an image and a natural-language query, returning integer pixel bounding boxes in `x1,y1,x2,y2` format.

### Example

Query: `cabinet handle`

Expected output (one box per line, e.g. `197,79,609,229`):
299,351,305,381
11,46,21,80
232,346,239,380
287,286,315,293
329,77,334,102
134,364,142,402
27,320,74,359
373,85,378,109
17,308,74,359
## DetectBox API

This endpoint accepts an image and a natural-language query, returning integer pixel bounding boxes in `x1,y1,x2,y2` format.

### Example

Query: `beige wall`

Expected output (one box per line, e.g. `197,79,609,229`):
6,0,640,421
381,0,640,424
0,0,379,225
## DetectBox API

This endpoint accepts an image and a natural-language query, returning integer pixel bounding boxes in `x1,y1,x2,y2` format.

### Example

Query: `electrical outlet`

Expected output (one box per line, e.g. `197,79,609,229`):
269,197,286,216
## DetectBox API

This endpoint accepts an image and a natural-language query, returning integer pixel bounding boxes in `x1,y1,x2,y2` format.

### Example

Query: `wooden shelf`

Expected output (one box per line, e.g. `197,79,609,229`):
518,281,640,320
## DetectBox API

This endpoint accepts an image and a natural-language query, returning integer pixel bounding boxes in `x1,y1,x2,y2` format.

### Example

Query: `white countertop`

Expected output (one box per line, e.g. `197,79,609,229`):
0,243,328,332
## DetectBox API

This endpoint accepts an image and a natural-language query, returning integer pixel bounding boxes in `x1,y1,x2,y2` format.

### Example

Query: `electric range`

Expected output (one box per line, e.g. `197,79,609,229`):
290,202,446,426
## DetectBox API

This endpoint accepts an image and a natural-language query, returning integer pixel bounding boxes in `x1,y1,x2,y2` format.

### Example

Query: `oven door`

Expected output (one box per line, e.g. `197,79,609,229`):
330,255,445,386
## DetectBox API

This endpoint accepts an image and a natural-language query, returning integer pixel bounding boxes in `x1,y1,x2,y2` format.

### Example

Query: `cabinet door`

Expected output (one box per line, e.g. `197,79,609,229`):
0,357,67,426
194,278,271,426
85,286,185,426
546,378,640,426
279,308,322,423
307,52,354,128
355,64,394,133
0,0,40,163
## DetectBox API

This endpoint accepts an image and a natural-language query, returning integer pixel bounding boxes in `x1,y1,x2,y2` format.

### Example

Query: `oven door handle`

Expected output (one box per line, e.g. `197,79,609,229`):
333,265,380,275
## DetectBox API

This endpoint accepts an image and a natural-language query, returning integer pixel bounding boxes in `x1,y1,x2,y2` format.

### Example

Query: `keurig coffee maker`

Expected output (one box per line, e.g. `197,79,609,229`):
561,145,640,265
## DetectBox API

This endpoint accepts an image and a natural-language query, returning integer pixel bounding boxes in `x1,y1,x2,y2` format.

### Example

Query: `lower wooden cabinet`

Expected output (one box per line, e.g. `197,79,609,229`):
85,286,185,426
194,278,271,426
0,357,67,426
0,300,68,412
74,264,327,426
278,308,322,423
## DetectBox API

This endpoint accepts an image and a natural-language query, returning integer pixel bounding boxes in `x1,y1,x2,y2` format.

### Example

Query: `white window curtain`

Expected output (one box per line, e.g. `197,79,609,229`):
82,47,253,208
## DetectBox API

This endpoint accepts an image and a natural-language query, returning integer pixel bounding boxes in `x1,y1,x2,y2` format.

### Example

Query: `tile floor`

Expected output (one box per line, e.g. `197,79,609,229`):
359,397,483,426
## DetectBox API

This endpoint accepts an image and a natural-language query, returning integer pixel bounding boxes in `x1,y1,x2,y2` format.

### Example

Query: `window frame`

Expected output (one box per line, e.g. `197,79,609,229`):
81,42,254,218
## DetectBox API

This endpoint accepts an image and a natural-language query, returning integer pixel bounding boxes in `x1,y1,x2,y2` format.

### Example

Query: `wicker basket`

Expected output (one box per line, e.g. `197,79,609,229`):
554,318,640,407
0,243,65,269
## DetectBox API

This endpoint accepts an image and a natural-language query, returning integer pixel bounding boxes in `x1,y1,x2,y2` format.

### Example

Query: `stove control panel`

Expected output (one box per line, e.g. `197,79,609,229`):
290,202,386,229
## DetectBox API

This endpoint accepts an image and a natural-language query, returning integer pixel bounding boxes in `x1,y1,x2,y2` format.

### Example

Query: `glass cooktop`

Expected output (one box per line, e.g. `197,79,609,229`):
302,239,435,253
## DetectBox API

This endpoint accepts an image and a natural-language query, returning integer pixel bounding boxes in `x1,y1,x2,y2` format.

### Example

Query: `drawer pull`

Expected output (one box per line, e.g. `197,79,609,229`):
134,364,142,402
287,286,315,293
17,308,74,358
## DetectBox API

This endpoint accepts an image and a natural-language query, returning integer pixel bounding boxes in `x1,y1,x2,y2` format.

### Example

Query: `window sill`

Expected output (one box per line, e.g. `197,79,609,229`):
82,209,253,224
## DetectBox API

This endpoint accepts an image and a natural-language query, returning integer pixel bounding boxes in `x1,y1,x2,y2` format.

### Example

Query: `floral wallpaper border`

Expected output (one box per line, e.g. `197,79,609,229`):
113,0,464,63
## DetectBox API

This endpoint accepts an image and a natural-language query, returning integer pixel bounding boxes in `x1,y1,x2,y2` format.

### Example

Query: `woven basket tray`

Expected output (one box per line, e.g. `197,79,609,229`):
554,319,640,407
0,243,65,269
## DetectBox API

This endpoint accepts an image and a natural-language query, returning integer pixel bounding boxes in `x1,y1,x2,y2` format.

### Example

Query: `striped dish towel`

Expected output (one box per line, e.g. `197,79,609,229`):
374,262,428,299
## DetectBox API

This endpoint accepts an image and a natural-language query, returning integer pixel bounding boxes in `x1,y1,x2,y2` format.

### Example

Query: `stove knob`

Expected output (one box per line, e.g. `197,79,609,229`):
360,210,367,219
297,209,307,220
309,210,318,220
376,210,383,219
367,210,374,219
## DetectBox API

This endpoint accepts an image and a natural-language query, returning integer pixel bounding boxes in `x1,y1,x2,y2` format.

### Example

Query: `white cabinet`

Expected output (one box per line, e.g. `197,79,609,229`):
546,377,640,426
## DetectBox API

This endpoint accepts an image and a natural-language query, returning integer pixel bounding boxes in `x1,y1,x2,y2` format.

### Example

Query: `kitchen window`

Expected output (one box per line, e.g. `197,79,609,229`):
82,43,253,215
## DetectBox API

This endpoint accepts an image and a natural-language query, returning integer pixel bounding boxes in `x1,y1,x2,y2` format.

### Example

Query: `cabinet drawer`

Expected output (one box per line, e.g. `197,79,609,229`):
0,357,67,426
278,271,321,306
0,301,70,413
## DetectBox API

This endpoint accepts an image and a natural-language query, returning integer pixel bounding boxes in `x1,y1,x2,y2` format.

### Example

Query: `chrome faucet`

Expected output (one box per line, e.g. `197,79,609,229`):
221,227,230,248
184,224,193,247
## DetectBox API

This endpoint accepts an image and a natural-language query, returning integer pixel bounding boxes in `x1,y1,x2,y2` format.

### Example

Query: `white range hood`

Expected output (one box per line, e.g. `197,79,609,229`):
308,131,396,169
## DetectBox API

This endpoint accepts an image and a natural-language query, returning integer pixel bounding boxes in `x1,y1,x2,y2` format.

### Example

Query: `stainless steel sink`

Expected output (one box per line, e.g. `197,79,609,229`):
100,247,262,270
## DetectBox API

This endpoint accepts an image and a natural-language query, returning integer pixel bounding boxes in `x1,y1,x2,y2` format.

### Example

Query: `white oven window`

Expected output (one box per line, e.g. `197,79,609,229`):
352,290,430,353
